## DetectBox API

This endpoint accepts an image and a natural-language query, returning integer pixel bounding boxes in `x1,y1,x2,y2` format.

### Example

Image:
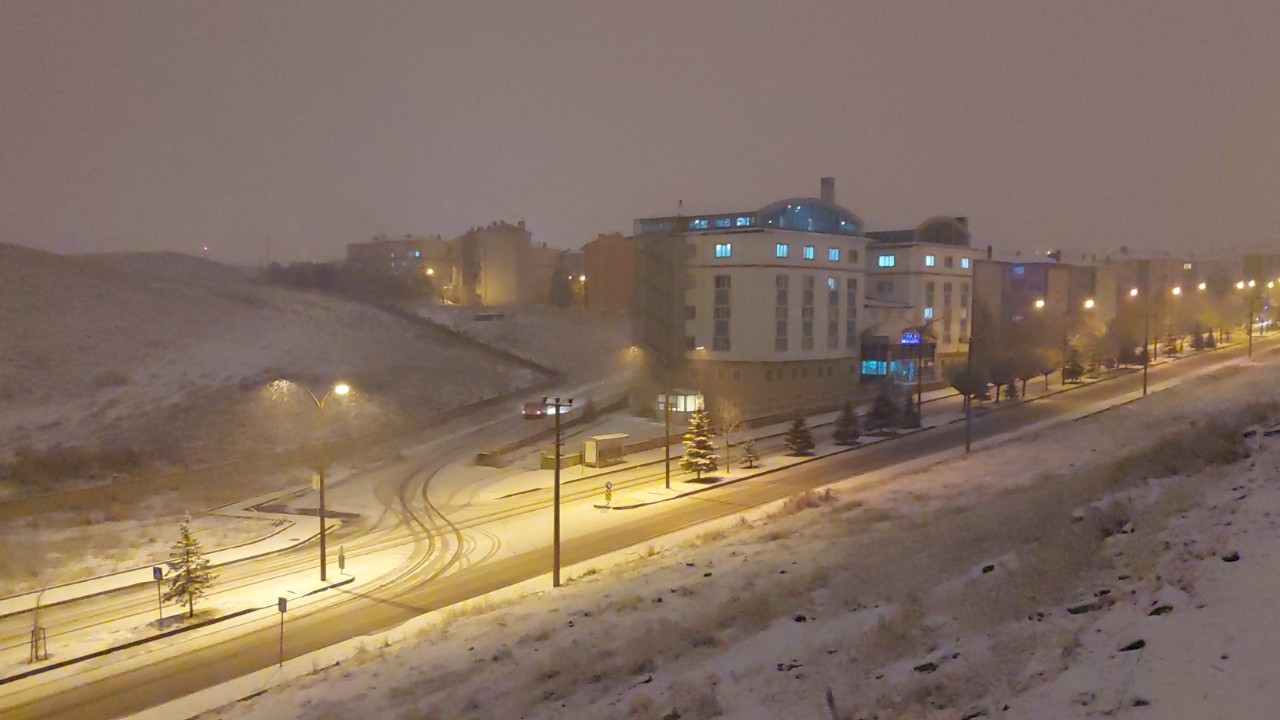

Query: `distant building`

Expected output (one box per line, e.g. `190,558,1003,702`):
583,233,638,314
448,221,565,306
344,234,452,279
633,178,869,418
864,217,978,380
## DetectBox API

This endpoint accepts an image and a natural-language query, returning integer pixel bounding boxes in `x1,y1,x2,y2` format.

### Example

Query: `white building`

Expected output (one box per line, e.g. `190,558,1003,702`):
864,217,978,380
634,179,870,418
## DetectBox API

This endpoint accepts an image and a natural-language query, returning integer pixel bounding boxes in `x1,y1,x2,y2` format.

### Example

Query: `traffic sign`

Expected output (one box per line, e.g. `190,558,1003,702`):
152,566,163,581
278,597,288,613
604,481,613,505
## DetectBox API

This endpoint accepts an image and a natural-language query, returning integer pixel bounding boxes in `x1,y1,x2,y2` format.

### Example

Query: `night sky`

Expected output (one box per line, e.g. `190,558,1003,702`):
3,1,1278,264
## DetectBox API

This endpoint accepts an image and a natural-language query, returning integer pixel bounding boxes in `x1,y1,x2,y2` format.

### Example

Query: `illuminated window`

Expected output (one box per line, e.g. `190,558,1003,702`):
925,254,936,267
803,246,815,260
828,247,840,261
714,243,732,258
715,217,732,228
960,257,971,269
1013,265,1025,276
776,243,789,258
735,216,751,227
924,307,934,319
689,218,709,230
878,254,896,267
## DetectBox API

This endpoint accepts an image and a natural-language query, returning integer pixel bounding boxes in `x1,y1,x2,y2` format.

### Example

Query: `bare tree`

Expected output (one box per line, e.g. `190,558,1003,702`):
715,399,745,472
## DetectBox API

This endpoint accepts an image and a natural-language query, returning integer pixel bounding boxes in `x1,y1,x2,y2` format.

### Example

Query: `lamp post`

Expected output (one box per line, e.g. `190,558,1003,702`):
1238,280,1256,358
544,396,572,588
269,379,351,582
964,278,980,454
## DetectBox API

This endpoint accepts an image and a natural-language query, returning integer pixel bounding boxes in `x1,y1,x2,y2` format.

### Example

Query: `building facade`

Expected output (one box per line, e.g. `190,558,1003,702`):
634,179,869,418
864,217,977,380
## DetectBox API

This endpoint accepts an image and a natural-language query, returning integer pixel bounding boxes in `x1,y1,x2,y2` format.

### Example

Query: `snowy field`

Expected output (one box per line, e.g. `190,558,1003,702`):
190,356,1280,719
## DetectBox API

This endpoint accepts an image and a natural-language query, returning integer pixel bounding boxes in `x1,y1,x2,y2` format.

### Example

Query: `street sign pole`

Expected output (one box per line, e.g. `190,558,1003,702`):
604,481,613,507
152,566,164,625
277,597,287,666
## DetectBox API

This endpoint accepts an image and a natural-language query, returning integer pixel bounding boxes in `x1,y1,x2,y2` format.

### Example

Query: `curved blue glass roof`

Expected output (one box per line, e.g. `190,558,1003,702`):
757,198,863,236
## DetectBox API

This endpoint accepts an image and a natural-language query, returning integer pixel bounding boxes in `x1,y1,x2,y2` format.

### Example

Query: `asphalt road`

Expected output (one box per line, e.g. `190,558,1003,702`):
2,340,1273,720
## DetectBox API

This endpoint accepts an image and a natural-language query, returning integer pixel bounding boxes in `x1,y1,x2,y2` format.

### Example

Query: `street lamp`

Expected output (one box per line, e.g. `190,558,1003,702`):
1238,280,1257,358
268,379,351,582
544,396,572,588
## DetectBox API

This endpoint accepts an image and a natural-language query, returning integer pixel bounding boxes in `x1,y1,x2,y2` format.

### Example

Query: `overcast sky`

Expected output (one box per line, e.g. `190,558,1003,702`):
2,1,1277,264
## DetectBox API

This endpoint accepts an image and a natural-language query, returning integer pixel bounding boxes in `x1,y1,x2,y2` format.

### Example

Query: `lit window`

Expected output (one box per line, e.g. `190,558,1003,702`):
714,243,732,258
714,217,732,228
828,248,840,262
924,307,934,319
803,246,815,260
689,218,709,230
827,277,837,290
776,243,789,258
925,254,936,267
877,254,896,267
961,257,971,269
735,216,751,227
414,251,422,258
1012,265,1025,276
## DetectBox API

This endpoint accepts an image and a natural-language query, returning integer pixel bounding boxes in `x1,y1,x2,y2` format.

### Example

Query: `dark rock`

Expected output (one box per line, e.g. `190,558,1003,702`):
982,564,995,574
794,614,808,623
961,709,989,720
779,570,787,574
913,661,938,673
662,710,682,720
776,662,803,672
1148,605,1173,616
703,572,713,577
1119,639,1146,652
1243,430,1257,438
1132,698,1151,707
1068,600,1106,615
653,597,663,603
1222,551,1241,562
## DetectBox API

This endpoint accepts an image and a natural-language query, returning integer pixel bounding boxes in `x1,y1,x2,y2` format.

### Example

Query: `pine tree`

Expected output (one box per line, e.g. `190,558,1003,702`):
833,402,861,446
680,407,719,480
784,415,815,455
866,383,900,431
742,438,760,468
164,513,217,619
1205,332,1218,349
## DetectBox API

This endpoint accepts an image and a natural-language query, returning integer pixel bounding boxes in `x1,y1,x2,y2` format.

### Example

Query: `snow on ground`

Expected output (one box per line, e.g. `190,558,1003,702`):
190,356,1280,719
0,244,538,484
411,302,632,383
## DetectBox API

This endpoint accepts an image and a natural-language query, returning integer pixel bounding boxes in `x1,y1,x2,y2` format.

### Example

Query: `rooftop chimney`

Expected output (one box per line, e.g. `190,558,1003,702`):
820,177,835,204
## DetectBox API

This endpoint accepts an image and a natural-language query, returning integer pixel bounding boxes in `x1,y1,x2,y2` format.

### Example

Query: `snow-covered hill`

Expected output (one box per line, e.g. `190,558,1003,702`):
0,244,539,487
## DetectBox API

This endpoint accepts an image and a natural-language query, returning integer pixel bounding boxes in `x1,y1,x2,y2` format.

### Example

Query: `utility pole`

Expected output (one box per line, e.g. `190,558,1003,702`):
317,465,327,582
545,396,573,588
1248,295,1255,358
965,276,979,454
1142,293,1150,397
663,374,672,490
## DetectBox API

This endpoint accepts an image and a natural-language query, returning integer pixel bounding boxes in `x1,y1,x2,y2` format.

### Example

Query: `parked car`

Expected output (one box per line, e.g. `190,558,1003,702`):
521,399,572,419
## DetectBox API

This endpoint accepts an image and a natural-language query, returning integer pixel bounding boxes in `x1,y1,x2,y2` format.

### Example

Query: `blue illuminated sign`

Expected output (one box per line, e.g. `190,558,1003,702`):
900,331,922,345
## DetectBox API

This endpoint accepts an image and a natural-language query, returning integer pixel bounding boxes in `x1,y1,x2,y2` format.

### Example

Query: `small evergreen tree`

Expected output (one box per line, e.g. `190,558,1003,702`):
680,407,719,480
1205,332,1217,349
832,402,861,446
164,513,217,619
865,383,900,431
742,438,760,468
784,415,815,455
1004,382,1019,400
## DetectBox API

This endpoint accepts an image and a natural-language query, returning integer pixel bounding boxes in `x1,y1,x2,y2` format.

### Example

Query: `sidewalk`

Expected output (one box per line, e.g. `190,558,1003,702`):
0,485,334,621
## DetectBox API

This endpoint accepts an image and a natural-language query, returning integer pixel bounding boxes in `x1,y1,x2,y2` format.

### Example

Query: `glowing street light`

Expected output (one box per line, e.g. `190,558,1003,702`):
1034,298,1046,309
1198,282,1207,291
268,379,353,581
1171,286,1182,296
1083,298,1096,310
